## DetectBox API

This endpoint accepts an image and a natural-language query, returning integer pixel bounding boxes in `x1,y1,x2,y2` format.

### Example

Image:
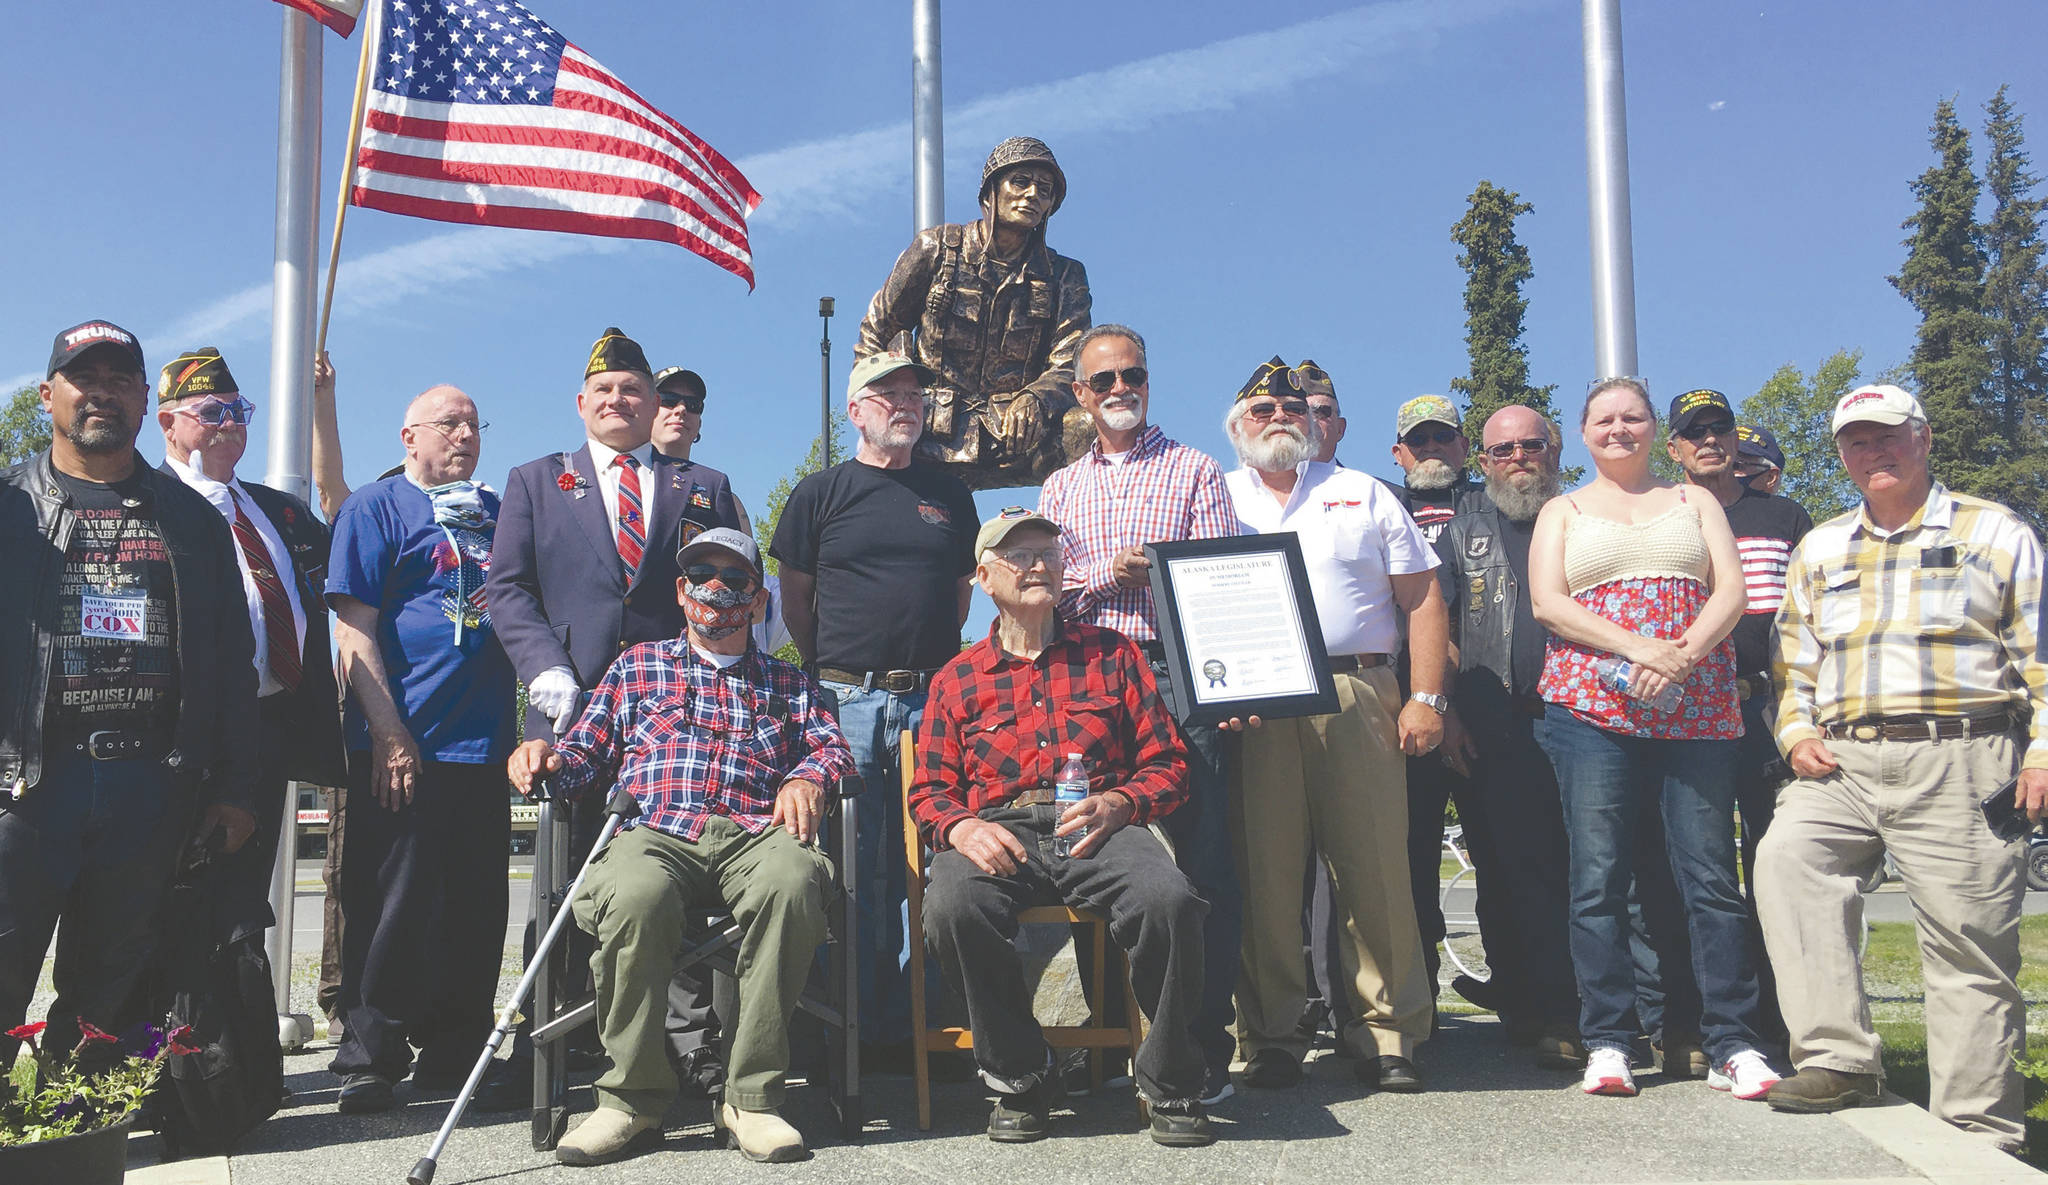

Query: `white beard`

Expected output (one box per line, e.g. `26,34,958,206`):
1238,426,1312,473
1099,401,1143,433
1404,458,1460,491
1485,467,1563,521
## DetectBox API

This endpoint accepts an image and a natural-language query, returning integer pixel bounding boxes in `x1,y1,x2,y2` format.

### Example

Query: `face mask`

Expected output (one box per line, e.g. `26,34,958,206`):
684,581,754,641
422,480,491,644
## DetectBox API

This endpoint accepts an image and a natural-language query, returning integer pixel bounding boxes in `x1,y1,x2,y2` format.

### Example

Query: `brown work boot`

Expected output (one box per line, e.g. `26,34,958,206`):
717,1101,808,1162
555,1107,661,1166
1533,1025,1588,1072
1655,1036,1709,1079
1765,1067,1882,1114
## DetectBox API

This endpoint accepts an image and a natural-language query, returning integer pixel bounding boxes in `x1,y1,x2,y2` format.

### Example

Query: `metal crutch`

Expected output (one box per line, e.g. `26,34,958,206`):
407,782,640,1185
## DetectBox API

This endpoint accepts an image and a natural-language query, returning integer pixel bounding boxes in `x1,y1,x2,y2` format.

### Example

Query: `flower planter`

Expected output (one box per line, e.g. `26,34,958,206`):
0,1114,134,1185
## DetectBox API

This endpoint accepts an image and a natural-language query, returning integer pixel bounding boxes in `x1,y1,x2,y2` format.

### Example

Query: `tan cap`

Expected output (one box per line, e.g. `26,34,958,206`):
975,506,1061,555
846,350,934,401
1831,384,1925,434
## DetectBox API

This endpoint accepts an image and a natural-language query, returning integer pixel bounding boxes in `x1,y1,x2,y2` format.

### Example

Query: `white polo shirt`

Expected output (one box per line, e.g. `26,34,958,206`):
1225,460,1438,657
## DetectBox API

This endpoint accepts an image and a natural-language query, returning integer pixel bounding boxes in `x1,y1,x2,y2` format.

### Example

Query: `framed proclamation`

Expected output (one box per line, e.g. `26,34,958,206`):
1143,533,1338,727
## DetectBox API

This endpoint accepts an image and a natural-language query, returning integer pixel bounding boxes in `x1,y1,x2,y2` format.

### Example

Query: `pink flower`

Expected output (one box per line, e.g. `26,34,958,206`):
76,1022,117,1044
167,1025,202,1057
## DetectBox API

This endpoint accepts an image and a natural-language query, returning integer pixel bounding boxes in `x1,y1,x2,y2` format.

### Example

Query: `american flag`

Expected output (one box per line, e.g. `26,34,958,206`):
352,0,762,286
273,0,364,37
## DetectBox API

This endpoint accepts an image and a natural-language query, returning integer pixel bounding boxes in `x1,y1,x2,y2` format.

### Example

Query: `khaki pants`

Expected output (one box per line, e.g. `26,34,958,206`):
1755,730,2025,1150
571,818,832,1116
1230,666,1432,1058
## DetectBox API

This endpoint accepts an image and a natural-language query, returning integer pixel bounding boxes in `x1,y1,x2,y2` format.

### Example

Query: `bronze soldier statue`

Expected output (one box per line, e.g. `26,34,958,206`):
857,136,1093,489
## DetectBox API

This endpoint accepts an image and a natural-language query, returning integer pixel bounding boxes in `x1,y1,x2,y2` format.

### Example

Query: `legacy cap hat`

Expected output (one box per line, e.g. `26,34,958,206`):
676,526,761,577
585,326,652,379
846,350,934,401
653,366,706,400
158,347,238,405
1669,388,1736,435
1832,383,1926,434
975,506,1061,556
1395,394,1460,438
1734,424,1785,470
48,320,144,379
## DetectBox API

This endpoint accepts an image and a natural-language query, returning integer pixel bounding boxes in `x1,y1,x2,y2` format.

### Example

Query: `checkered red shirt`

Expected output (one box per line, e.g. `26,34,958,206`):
908,620,1188,848
1037,424,1241,642
554,639,856,840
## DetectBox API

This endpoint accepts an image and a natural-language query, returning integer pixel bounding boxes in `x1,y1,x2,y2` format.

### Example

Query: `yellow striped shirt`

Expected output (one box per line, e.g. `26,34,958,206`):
1772,484,2048,769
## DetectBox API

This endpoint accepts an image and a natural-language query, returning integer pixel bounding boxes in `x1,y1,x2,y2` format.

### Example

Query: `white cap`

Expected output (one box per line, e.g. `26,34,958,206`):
1831,384,1926,435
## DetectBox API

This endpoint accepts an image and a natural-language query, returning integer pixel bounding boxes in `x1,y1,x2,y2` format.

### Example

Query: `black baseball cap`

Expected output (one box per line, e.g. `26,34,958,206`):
1668,388,1735,435
654,366,706,402
1735,424,1785,470
48,320,145,379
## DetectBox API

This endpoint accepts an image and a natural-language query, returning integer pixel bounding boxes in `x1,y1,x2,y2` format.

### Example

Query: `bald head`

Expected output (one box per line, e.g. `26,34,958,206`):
402,384,482,485
1478,403,1561,521
1482,404,1548,449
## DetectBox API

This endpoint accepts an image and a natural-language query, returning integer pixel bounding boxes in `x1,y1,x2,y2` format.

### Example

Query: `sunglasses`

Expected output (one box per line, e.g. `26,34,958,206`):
1309,404,1338,420
1244,399,1310,422
1401,427,1462,448
1081,366,1148,394
660,390,706,413
1676,419,1737,442
174,396,256,427
1483,437,1550,460
684,563,758,591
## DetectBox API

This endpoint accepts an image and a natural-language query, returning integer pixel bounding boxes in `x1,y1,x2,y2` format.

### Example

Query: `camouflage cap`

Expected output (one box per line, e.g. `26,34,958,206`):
979,137,1066,216
1395,394,1461,437
1294,359,1335,400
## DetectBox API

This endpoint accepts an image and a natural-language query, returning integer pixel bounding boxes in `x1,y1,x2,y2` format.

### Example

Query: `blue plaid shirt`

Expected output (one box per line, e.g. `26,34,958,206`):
555,639,856,840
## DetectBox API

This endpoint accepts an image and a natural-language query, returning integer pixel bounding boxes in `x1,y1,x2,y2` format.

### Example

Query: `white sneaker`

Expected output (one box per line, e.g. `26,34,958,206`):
1708,1048,1781,1101
1581,1047,1638,1096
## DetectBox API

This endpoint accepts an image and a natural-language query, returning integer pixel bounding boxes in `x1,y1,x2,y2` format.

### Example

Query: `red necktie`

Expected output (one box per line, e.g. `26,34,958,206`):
229,490,302,693
614,454,646,574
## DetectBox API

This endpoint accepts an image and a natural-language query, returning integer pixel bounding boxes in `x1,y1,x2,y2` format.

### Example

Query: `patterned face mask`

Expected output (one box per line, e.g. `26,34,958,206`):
683,581,753,641
422,480,492,644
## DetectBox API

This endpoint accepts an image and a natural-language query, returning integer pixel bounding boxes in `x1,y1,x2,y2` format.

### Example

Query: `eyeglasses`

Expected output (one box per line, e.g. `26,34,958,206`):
174,396,256,426
1401,427,1462,448
1244,399,1309,422
990,546,1062,571
407,418,489,436
1483,437,1550,460
684,563,758,592
858,386,929,408
1081,366,1148,394
660,391,705,413
1676,419,1737,442
1308,404,1338,420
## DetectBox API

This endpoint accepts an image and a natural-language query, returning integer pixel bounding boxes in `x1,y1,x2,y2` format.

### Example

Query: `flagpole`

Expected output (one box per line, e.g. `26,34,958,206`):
911,0,944,233
1581,0,1639,379
318,0,381,355
264,4,323,1054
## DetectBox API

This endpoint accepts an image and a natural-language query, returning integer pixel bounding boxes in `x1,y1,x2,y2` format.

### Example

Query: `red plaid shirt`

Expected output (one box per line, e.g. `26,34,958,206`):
909,620,1188,848
1037,424,1240,643
554,639,856,841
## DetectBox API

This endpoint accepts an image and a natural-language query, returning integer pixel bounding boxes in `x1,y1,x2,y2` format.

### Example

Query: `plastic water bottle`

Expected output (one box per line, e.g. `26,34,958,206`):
1051,752,1089,857
1595,656,1684,714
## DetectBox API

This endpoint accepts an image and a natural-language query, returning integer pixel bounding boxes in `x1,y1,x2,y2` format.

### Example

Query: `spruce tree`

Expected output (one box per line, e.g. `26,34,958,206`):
1977,86,2048,531
1450,181,1561,439
1889,97,1995,491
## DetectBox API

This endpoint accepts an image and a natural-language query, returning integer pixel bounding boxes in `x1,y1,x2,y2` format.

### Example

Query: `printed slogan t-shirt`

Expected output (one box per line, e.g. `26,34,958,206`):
45,469,178,739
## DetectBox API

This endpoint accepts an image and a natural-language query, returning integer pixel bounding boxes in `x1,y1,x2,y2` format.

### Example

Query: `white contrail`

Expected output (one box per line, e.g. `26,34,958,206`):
5,0,1540,392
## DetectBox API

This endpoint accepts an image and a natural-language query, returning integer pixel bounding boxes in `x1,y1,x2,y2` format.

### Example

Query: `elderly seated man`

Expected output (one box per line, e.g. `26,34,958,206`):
908,508,1214,1147
508,527,854,1167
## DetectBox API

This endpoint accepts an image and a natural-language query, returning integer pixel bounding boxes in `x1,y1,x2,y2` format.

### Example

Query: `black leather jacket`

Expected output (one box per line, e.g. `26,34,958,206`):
0,449,260,809
1434,502,1530,719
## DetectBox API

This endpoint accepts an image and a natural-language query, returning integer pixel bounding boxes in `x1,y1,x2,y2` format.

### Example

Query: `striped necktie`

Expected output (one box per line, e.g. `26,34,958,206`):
613,453,645,574
228,489,302,693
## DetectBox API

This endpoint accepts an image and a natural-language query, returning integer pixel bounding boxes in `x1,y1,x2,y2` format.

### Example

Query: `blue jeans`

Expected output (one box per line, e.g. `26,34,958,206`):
1536,710,1764,1062
821,680,923,1048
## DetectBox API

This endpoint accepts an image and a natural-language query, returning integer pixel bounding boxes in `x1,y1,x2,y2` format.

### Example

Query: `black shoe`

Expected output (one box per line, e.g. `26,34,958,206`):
408,1064,472,1093
1360,1055,1424,1093
337,1073,395,1114
471,1056,533,1113
1241,1047,1304,1089
1294,999,1332,1041
1147,1098,1214,1147
1199,1063,1235,1106
1451,974,1506,1013
566,1043,609,1073
673,1047,725,1099
988,1079,1055,1143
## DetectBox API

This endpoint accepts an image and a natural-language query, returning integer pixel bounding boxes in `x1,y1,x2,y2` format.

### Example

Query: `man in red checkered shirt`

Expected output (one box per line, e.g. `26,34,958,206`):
910,508,1213,1148
1036,324,1244,1102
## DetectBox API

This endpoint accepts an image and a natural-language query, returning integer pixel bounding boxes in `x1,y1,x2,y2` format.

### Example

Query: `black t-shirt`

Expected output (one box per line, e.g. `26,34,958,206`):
46,469,179,738
1397,481,1464,546
1723,490,1814,677
769,460,978,671
1499,513,1548,696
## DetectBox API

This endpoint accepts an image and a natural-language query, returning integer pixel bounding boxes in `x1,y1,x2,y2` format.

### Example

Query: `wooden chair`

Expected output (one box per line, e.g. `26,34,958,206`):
899,729,1145,1131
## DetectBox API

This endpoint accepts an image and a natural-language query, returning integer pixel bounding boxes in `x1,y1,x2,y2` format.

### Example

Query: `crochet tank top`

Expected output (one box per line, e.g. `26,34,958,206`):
1561,491,1710,595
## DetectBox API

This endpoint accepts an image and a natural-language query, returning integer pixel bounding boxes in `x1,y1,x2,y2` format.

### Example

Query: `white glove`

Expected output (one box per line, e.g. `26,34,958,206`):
528,666,581,733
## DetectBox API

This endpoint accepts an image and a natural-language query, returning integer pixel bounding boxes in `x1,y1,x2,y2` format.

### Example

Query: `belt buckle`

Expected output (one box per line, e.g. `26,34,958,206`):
86,730,139,760
1850,724,1879,742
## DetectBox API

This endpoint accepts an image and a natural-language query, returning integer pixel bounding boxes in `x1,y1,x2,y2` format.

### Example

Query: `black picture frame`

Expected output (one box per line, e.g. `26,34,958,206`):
1143,533,1339,727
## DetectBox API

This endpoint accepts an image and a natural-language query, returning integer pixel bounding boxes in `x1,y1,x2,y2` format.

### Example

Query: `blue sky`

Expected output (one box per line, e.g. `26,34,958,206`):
6,0,2046,524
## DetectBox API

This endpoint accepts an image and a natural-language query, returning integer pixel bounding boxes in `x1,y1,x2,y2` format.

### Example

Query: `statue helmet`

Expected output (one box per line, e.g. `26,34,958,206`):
979,137,1066,217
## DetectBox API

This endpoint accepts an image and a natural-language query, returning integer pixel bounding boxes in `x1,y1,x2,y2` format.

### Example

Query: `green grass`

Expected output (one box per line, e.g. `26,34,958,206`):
1862,915,2048,1168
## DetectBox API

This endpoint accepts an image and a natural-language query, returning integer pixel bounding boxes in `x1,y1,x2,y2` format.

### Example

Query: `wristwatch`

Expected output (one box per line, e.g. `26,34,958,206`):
1409,691,1450,715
